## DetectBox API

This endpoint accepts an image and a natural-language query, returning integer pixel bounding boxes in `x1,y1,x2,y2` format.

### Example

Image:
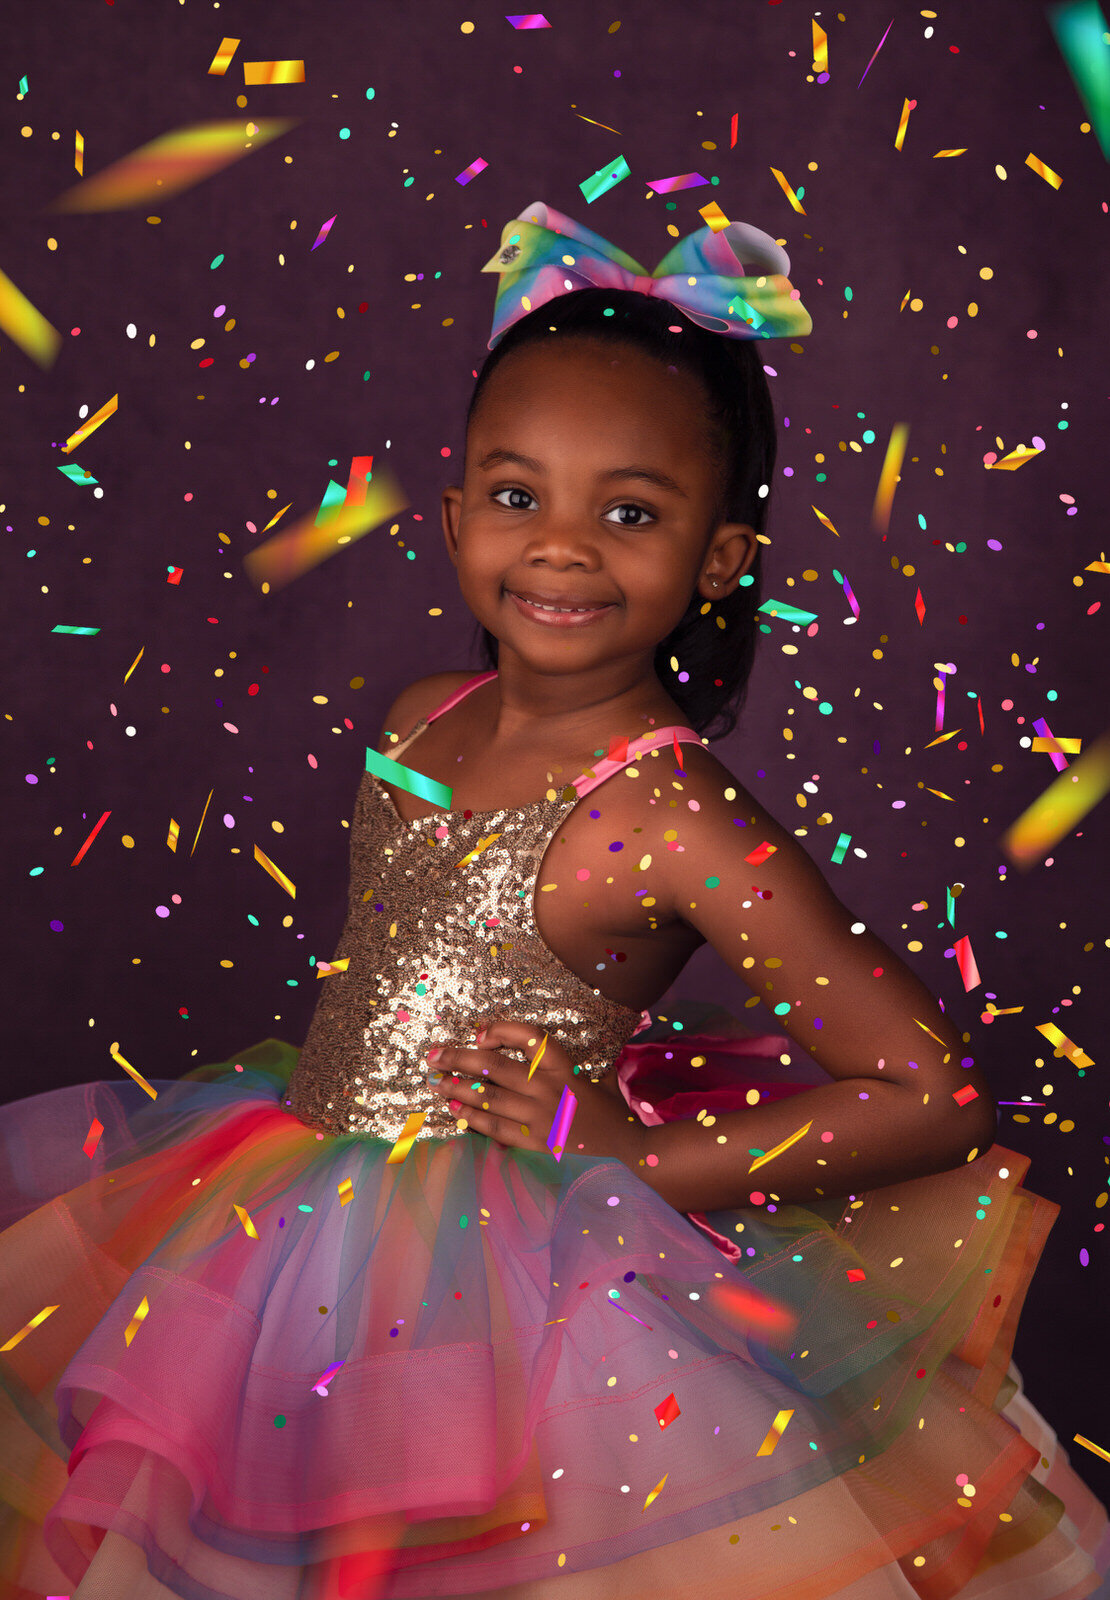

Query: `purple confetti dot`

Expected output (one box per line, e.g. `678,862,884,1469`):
49,919,64,932
1080,1248,1089,1267
589,809,600,819
608,841,623,852
26,773,38,784
859,1091,869,1100
155,905,170,918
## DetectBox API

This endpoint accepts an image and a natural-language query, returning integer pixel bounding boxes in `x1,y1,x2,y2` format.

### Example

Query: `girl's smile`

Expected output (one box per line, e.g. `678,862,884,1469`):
505,587,618,627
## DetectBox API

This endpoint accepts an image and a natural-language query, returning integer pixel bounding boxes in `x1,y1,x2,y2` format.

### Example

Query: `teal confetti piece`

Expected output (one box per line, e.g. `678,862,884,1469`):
52,625,99,635
19,76,29,95
1048,0,1110,162
946,886,956,927
580,153,631,204
365,745,452,810
314,479,347,524
57,462,98,485
830,832,851,864
758,599,818,626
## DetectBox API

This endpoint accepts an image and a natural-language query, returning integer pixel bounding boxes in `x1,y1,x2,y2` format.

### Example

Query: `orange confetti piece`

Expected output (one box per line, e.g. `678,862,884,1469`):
985,443,1043,471
74,129,84,176
244,462,409,592
873,423,909,533
316,957,350,978
769,166,806,215
812,504,841,537
123,644,144,683
894,96,917,151
1025,152,1063,189
749,1119,813,1174
190,788,214,857
167,818,180,852
337,1177,354,1207
233,1203,260,1240
1035,1022,1094,1069
109,1043,159,1101
756,1408,795,1456
1074,1434,1110,1466
50,118,296,213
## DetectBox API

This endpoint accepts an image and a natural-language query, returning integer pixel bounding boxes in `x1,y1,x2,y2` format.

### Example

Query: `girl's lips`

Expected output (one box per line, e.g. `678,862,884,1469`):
507,591,616,628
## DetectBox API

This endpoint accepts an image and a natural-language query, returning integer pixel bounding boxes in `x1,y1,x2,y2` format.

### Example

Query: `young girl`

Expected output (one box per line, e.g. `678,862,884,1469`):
0,201,1106,1600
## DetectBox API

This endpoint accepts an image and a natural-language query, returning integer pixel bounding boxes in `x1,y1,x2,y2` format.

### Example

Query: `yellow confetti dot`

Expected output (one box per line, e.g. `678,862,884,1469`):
461,19,476,31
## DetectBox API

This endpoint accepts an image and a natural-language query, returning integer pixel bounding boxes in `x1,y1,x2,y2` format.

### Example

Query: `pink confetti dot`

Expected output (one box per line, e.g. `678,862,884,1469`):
25,773,38,784
576,867,590,880
749,1191,765,1205
820,1131,834,1142
645,1153,658,1167
607,1196,620,1207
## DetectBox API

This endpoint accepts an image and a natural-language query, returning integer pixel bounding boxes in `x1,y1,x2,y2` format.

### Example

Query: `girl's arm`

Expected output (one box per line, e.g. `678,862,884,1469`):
630,752,997,1213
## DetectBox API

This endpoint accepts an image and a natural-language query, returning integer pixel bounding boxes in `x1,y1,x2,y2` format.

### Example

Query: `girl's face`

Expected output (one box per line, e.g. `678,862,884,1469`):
442,337,757,693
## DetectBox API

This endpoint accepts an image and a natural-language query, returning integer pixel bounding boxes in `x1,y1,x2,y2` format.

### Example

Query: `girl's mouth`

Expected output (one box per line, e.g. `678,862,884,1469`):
506,591,616,628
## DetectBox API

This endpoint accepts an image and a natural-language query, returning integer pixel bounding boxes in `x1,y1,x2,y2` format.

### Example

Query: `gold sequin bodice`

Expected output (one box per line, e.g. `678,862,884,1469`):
286,726,648,1143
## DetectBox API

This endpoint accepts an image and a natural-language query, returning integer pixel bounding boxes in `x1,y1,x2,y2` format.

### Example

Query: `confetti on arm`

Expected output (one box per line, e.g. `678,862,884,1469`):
526,1031,548,1081
748,1119,813,1174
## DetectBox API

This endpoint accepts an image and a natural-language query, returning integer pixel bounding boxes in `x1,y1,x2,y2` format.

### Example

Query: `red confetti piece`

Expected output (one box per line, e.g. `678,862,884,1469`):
846,1267,867,1282
83,1117,104,1158
745,840,778,866
672,731,685,769
71,810,111,865
953,934,981,992
607,734,628,763
952,1084,980,1106
655,1392,681,1429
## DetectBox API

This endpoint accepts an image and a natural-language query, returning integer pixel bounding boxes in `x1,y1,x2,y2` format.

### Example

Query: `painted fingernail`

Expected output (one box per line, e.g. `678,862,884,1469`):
428,1070,444,1086
449,1099,462,1114
427,1047,442,1063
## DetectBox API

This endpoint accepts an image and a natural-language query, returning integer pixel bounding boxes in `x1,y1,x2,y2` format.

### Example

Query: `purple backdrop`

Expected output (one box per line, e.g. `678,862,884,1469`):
3,0,1107,1492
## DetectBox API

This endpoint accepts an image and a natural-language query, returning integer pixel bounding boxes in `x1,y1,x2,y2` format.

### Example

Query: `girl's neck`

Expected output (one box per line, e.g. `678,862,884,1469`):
483,657,685,747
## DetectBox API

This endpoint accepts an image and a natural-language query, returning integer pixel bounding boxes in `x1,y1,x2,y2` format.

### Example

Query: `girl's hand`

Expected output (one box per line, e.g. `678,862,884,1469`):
426,1018,645,1168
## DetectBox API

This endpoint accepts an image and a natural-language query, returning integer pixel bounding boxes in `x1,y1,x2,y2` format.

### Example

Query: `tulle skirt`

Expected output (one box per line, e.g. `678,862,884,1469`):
0,1027,1106,1600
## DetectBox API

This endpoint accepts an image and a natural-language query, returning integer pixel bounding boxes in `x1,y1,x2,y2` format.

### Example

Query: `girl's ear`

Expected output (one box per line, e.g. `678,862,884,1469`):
442,485,462,564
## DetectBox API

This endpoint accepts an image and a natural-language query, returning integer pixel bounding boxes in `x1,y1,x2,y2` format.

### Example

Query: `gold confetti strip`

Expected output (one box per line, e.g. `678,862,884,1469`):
316,957,350,978
109,1043,159,1101
208,36,240,75
749,1120,813,1174
0,262,62,368
1086,557,1110,574
167,818,180,852
124,1294,150,1347
1035,1022,1094,1069
1074,1433,1110,1466
894,96,916,151
123,643,145,683
697,199,731,232
812,504,840,537
74,129,84,176
932,148,969,158
1026,152,1062,190
62,393,118,455
0,1304,60,1353
923,786,956,802
456,832,503,870
1031,735,1082,756
527,1032,549,1082
923,730,962,748
769,166,806,215
233,1203,260,1240
386,1111,427,1164
261,499,293,532
243,60,306,85
913,1019,949,1049
986,443,1043,471
756,1408,795,1456
254,841,296,897
190,788,214,857
643,1471,669,1511
338,1177,354,1207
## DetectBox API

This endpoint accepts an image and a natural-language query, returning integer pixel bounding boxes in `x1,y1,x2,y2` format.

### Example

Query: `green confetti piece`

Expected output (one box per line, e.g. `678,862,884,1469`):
830,832,851,864
365,745,452,811
758,599,818,626
51,624,99,635
57,462,98,485
579,153,631,204
314,478,348,524
19,75,29,95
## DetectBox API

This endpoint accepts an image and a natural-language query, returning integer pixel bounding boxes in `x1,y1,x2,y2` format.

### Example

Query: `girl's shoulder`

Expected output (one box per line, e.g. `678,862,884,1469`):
377,671,480,747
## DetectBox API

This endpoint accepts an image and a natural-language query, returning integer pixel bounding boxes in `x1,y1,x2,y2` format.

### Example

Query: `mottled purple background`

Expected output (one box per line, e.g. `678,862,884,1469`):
2,1,1107,1488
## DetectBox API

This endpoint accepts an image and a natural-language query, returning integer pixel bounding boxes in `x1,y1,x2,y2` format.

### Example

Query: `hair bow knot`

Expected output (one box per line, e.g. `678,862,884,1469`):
481,200,812,352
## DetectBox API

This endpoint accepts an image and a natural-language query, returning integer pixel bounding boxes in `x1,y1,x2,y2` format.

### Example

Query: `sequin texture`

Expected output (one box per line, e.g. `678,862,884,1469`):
287,721,646,1142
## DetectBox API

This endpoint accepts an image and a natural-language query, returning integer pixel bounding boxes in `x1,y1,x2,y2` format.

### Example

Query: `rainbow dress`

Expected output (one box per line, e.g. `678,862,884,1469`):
1,672,1106,1599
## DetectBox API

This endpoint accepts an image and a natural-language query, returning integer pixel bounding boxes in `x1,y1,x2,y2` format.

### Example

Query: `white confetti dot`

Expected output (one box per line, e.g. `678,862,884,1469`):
850,921,866,934
126,323,137,338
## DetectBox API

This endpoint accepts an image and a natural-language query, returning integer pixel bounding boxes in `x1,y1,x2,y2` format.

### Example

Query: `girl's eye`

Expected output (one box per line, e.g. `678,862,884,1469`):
490,487,655,527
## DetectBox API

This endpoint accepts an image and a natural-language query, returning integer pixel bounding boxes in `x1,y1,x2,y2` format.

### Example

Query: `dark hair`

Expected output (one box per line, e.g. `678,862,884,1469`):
463,286,779,741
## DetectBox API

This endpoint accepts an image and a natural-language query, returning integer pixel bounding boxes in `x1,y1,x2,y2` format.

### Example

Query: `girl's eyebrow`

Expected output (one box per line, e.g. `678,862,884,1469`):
476,447,688,499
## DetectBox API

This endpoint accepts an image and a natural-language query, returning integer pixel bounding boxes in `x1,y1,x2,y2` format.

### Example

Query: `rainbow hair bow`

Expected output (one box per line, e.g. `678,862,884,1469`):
481,200,813,353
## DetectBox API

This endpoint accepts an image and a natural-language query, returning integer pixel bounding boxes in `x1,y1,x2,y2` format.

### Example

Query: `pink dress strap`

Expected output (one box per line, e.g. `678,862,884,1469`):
422,670,498,725
570,725,704,797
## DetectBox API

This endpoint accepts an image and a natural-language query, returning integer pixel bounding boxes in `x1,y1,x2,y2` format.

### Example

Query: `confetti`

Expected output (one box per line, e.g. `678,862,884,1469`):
655,1392,681,1429
580,152,631,204
455,830,503,868
1048,0,1110,161
952,1084,980,1107
243,461,409,591
872,423,910,533
74,129,84,175
456,156,489,185
254,841,296,898
1073,1433,1110,1466
61,393,118,455
1025,152,1063,189
646,172,710,194
756,1408,795,1456
243,60,306,85
124,1294,150,1346
49,118,297,212
71,809,111,865
109,1044,159,1101
57,461,98,486
233,1203,260,1240
546,1083,577,1158
527,1031,549,1080
857,17,894,87
311,214,336,250
507,14,552,28
758,599,817,626
313,1359,345,1395
894,97,917,152
748,1120,813,1174
1034,1023,1093,1069
207,37,240,75
0,1304,60,1353
0,262,62,367
707,1281,797,1340
952,934,981,992
642,1472,669,1511
769,166,806,214
83,1118,103,1158
744,841,778,866
1000,728,1110,869
386,1111,427,1163
316,957,350,978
